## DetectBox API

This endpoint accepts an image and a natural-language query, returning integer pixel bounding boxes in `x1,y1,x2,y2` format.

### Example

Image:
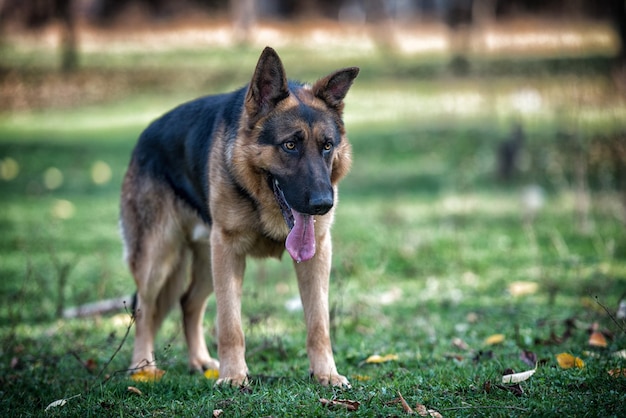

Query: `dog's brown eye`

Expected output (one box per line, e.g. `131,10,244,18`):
283,141,296,151
323,142,333,151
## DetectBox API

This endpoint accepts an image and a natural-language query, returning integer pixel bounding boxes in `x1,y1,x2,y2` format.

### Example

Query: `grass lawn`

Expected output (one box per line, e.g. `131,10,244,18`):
1,41,626,417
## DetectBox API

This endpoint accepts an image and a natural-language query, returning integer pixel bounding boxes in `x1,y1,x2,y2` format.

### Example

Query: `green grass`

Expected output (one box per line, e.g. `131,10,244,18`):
1,43,626,416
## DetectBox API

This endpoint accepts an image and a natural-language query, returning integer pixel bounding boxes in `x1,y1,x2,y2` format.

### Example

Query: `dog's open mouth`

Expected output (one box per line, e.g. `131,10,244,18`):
271,177,316,263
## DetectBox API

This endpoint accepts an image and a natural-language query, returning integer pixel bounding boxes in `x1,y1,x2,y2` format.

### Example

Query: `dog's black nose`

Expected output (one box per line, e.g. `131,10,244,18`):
309,194,334,215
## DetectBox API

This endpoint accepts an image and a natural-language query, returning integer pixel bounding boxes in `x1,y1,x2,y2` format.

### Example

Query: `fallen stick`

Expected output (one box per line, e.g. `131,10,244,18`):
62,295,134,319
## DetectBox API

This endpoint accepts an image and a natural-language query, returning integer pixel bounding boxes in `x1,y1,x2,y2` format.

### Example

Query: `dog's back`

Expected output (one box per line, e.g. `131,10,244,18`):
127,89,246,223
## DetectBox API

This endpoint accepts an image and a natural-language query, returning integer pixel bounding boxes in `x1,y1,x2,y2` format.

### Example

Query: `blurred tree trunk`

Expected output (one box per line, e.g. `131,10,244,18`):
58,0,78,73
611,0,625,64
472,0,496,27
230,0,255,44
609,0,626,94
0,0,79,72
446,0,473,76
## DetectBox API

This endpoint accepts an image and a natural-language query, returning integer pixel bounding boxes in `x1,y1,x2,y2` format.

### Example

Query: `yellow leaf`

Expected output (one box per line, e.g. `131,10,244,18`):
588,331,607,348
204,368,220,379
556,353,585,369
130,368,165,382
484,334,505,345
351,374,371,381
365,354,398,363
502,368,536,384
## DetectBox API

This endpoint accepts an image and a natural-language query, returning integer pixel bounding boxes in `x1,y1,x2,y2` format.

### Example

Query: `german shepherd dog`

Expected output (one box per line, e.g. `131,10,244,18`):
120,47,358,387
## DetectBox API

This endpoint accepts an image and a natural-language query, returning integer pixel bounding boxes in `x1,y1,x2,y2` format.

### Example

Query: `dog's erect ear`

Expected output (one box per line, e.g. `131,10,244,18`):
245,47,290,125
312,67,359,112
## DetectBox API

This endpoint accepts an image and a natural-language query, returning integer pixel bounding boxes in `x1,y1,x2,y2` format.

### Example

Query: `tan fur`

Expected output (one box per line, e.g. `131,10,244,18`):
120,47,357,388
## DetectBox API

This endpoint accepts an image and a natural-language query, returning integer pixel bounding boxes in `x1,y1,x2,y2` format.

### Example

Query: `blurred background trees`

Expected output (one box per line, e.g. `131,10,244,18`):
1,0,624,73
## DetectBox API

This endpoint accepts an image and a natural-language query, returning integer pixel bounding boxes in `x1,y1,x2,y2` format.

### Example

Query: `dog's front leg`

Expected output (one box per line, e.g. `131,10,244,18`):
294,232,350,388
211,227,249,386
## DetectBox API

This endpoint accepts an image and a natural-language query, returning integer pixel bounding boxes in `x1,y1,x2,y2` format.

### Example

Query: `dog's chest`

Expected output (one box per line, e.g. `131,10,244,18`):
248,234,285,258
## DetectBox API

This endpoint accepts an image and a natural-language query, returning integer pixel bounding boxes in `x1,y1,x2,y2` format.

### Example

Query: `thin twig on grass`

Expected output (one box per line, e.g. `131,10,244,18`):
94,306,135,382
441,405,529,412
595,296,626,334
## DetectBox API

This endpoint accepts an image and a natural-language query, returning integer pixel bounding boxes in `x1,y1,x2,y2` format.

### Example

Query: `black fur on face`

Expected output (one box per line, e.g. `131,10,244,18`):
259,103,340,216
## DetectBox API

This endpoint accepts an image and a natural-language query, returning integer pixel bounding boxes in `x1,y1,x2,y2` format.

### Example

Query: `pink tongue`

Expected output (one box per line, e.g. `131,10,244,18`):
285,210,316,262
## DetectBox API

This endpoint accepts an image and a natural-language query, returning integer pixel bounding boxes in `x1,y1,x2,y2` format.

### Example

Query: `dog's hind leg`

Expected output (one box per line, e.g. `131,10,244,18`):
131,240,189,373
181,237,220,373
121,166,193,375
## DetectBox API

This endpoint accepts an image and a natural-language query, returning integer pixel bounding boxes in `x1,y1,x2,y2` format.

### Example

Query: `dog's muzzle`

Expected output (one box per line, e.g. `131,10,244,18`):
270,176,316,263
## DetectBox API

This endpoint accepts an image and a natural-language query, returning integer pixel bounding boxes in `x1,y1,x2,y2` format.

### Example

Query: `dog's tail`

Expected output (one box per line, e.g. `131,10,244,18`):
62,293,136,319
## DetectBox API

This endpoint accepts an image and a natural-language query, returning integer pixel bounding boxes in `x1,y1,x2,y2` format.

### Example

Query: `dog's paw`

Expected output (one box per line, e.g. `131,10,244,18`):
188,358,220,374
315,373,351,388
215,373,249,387
204,359,221,371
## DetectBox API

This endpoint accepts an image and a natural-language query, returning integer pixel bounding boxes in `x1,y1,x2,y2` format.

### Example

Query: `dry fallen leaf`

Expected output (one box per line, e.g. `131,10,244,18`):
608,368,626,378
130,368,166,382
484,334,505,345
204,369,219,379
415,403,429,415
588,331,607,348
351,374,371,381
44,394,80,411
365,353,398,363
466,312,479,323
397,391,414,414
85,358,98,372
320,398,360,411
502,368,536,384
451,337,470,351
483,380,492,393
127,386,143,396
44,399,68,411
415,401,443,417
556,353,585,369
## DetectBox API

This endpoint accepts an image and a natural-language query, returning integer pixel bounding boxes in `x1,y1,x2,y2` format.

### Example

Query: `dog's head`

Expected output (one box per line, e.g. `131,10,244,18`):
235,47,358,261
